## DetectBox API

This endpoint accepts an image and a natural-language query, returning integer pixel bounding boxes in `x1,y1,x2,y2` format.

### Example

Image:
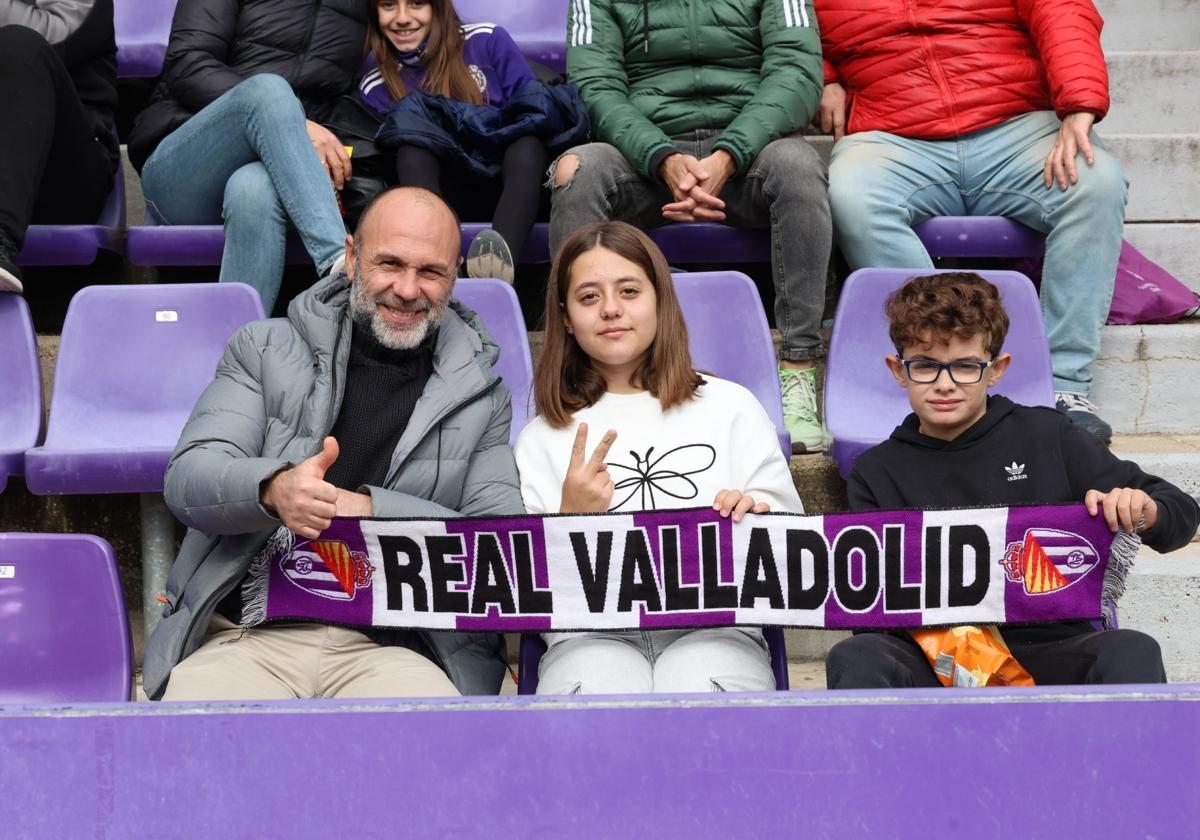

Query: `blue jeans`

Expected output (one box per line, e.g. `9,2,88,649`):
829,111,1127,393
140,74,346,312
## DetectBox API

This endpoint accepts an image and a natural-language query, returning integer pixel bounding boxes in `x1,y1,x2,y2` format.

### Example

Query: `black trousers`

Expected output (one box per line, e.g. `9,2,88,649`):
391,134,548,265
0,26,112,255
826,623,1167,688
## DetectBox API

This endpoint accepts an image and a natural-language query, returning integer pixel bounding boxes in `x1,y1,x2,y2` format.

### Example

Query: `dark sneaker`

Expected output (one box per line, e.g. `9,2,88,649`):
1055,391,1113,445
0,254,23,294
466,229,515,284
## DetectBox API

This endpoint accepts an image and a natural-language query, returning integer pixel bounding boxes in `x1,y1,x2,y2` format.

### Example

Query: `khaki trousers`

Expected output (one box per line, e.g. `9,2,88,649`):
161,615,458,700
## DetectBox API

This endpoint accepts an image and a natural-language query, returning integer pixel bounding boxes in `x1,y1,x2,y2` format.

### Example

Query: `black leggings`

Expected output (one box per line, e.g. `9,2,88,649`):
392,135,547,265
0,25,113,254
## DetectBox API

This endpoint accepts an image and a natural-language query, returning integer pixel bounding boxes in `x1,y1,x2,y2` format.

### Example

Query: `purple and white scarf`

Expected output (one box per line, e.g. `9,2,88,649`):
243,504,1138,632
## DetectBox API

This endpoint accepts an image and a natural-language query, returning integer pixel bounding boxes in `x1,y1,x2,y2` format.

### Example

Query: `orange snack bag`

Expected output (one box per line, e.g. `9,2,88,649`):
910,625,1035,687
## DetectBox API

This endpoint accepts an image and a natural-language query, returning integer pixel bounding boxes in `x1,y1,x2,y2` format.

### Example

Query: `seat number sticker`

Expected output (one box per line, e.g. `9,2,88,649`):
0,565,14,579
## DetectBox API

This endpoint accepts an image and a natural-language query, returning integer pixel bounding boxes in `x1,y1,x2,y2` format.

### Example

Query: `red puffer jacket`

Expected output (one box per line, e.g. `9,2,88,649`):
816,0,1109,140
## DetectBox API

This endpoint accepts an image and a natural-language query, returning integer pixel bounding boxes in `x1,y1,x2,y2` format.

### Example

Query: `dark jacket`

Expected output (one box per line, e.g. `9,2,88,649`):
849,396,1199,555
4,0,118,173
128,0,368,171
376,79,589,180
144,270,524,699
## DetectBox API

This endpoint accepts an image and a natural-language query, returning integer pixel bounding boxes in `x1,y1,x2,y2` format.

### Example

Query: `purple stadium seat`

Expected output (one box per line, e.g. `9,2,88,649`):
451,278,534,444
673,271,790,458
127,209,313,268
825,268,1055,479
454,0,568,72
517,628,791,694
24,283,265,495
460,222,769,266
0,533,132,702
16,160,125,266
914,216,1045,259
0,296,42,493
114,0,178,78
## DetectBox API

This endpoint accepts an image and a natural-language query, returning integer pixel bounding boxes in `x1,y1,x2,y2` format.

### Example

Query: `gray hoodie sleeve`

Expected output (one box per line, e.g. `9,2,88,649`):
0,0,90,44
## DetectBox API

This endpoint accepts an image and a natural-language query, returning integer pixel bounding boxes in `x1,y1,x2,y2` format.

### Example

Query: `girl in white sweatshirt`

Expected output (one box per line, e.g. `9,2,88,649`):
515,221,804,693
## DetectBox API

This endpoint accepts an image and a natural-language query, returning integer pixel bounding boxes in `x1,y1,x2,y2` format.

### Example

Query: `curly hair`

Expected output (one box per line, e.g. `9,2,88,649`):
885,272,1010,357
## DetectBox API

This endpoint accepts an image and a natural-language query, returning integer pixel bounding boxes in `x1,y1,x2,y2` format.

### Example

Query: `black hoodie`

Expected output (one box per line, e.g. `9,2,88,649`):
849,396,1199,555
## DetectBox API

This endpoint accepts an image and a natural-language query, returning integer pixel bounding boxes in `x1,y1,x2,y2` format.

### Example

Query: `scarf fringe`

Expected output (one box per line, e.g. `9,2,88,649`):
1101,529,1141,629
242,527,294,627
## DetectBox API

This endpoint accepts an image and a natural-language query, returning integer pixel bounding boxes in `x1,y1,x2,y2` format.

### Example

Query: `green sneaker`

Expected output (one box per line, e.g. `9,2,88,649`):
779,366,830,454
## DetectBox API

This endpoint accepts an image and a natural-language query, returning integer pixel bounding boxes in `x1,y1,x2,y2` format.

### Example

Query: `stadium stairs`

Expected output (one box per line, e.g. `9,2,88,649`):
2,0,1196,687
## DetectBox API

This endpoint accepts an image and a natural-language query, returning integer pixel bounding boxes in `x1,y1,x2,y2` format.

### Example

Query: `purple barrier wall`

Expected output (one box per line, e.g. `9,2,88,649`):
1,686,1196,838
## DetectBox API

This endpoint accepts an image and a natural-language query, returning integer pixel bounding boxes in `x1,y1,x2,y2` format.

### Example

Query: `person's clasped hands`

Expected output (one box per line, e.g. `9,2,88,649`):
658,150,736,222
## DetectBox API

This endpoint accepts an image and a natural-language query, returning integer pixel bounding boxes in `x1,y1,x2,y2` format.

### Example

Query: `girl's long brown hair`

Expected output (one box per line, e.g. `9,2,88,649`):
535,221,704,428
367,0,483,105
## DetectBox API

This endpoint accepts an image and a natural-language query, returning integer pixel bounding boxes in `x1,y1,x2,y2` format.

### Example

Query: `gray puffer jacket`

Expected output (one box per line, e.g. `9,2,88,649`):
144,271,524,699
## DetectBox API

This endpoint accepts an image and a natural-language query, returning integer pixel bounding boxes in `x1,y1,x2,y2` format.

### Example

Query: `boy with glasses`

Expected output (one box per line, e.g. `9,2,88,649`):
825,272,1198,689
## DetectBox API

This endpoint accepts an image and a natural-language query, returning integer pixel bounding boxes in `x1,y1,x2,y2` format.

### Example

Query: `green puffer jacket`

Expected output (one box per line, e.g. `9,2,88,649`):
566,0,823,178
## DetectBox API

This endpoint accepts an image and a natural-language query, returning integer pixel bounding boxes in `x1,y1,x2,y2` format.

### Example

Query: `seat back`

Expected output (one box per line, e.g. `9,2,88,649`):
914,217,1045,259
0,533,132,702
453,0,569,72
673,271,790,458
453,279,534,444
26,284,265,494
826,268,1055,478
517,628,790,693
17,159,126,266
114,0,179,77
0,296,42,492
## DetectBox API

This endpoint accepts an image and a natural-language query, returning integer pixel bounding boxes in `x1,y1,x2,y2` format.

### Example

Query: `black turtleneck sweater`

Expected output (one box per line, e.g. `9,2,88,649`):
217,325,435,626
849,395,1199,555
323,325,434,491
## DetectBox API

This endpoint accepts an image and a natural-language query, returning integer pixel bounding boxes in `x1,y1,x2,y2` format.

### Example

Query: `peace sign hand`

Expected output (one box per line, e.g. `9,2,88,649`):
560,423,617,513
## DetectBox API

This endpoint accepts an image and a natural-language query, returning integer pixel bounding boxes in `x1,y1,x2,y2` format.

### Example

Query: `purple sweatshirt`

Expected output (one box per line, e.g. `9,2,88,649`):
357,22,535,115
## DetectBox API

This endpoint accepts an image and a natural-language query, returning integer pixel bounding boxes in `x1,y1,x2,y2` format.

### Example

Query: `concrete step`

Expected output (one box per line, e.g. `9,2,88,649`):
1123,222,1200,293
1121,538,1200,683
1097,0,1200,52
1108,134,1200,222
1092,322,1200,434
1106,51,1200,135
1110,434,1200,503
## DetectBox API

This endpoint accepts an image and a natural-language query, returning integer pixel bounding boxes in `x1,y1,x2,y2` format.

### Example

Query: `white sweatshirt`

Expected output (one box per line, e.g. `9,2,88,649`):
515,376,803,516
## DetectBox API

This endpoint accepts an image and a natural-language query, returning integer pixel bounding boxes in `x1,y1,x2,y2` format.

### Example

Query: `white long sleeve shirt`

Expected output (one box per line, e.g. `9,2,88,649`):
515,376,803,516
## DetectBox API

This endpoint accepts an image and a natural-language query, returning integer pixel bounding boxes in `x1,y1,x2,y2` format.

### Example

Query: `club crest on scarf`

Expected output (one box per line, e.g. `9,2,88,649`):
282,539,374,601
1001,528,1100,595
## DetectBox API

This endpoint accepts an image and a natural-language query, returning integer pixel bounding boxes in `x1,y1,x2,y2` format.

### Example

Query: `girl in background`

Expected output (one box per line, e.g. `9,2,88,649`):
515,221,805,694
358,0,547,283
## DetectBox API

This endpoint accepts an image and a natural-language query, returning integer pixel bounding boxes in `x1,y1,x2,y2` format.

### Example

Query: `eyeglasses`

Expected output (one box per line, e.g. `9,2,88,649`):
898,357,996,384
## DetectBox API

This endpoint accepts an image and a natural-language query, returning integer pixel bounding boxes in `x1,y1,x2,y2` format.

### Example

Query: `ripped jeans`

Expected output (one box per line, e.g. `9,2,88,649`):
536,627,774,694
548,132,832,362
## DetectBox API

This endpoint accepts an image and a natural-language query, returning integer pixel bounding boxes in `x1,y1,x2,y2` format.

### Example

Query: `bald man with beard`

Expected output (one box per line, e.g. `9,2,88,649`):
145,187,523,701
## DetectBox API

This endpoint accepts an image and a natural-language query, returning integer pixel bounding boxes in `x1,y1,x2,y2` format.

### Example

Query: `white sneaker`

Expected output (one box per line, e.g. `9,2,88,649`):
466,229,515,284
0,257,23,294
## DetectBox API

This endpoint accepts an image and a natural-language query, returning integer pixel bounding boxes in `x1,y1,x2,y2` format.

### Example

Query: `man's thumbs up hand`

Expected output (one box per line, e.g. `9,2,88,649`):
261,437,341,538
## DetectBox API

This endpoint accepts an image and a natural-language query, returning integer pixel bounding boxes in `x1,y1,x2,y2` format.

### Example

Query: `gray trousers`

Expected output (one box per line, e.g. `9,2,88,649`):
548,131,832,361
